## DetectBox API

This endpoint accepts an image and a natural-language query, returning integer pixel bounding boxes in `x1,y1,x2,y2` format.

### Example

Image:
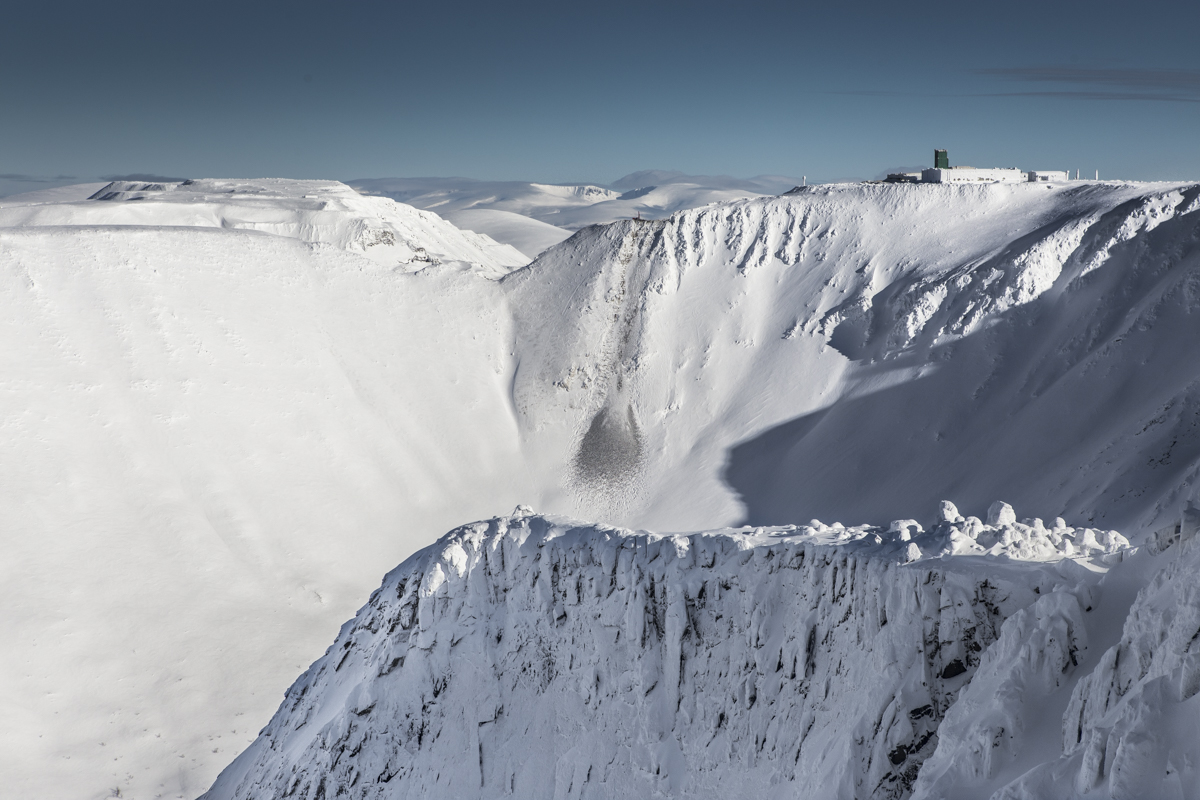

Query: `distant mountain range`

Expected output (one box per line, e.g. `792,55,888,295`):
348,172,805,257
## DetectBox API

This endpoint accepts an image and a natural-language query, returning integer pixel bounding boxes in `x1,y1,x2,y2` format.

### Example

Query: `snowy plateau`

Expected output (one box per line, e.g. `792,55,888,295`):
2,177,1200,800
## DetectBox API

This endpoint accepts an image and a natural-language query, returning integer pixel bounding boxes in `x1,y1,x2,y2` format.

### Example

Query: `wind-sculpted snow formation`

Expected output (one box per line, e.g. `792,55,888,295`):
202,504,1157,800
4,178,1200,798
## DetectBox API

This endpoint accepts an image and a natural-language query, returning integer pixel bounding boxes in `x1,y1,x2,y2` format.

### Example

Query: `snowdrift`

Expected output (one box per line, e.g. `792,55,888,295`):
203,506,1200,800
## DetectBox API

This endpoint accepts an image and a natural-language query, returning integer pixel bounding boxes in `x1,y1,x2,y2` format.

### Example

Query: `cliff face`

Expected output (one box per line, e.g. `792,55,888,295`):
994,512,1200,800
203,509,1127,800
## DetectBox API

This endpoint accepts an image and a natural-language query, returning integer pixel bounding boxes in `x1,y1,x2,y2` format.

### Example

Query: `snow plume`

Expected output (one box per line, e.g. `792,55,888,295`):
203,508,1127,800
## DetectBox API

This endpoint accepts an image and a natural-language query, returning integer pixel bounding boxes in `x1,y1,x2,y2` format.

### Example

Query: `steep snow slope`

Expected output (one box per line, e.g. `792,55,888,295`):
202,506,1134,800
0,182,535,800
992,510,1200,800
504,181,1200,535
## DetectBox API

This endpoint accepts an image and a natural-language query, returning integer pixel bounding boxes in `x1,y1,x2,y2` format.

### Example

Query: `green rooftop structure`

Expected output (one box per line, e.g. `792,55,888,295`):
934,149,949,169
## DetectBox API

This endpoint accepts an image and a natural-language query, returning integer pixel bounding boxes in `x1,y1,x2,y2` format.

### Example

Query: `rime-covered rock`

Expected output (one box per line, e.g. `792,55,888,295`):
203,508,1118,800
991,515,1200,800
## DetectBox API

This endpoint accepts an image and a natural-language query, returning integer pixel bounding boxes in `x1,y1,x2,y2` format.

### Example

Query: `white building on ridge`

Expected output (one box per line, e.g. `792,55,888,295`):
920,167,1027,184
897,150,1070,185
1027,169,1070,182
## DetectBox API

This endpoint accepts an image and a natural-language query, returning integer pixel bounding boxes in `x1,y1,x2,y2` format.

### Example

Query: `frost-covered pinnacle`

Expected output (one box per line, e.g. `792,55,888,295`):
938,500,965,524
889,519,922,541
987,501,1017,527
808,501,1128,565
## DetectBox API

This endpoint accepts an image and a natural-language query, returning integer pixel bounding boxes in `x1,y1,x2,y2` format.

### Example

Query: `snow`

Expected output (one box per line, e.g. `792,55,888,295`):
439,208,573,260
0,178,529,275
995,514,1200,800
0,180,536,799
503,181,1200,535
199,507,1129,800
348,177,622,229
3,176,1200,798
0,181,110,206
348,172,803,250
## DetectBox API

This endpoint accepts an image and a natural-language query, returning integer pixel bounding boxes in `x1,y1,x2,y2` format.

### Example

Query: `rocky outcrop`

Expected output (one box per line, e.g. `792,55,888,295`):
203,507,1121,800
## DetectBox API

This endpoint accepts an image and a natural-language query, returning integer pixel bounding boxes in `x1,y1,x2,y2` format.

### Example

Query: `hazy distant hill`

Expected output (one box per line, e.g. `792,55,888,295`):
349,171,805,256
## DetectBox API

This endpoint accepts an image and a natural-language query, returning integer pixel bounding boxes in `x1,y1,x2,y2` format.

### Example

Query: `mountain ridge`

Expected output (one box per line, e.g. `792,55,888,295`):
2,177,1199,798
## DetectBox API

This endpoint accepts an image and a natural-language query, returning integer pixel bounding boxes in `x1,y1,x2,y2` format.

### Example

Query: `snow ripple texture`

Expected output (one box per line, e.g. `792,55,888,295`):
203,506,1130,800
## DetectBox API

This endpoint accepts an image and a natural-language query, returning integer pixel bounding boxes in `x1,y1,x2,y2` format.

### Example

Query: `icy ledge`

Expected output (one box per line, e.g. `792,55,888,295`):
203,504,1145,800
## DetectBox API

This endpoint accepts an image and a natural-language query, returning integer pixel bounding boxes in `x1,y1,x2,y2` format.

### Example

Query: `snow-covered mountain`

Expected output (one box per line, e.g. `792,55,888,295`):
348,172,804,257
203,506,1195,800
0,178,529,275
3,177,1200,799
504,181,1200,535
0,179,536,800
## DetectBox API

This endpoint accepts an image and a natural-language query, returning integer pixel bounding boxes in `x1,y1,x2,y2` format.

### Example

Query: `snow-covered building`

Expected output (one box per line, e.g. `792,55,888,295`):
921,167,1028,184
1027,169,1069,182
918,150,1070,184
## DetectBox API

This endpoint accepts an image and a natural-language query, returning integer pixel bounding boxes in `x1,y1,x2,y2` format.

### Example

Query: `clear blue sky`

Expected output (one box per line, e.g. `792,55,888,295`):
3,0,1197,192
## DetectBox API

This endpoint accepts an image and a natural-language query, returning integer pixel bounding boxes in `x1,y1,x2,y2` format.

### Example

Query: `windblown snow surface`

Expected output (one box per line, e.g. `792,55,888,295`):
4,178,1200,799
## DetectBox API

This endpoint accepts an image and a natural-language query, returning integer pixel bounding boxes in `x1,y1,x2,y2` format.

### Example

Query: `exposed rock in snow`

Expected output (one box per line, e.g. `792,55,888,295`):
203,506,1130,800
